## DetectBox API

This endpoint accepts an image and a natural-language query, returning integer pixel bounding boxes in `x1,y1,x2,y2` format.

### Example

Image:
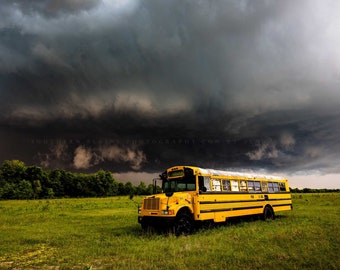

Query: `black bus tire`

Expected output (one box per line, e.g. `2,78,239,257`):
263,205,275,221
175,213,194,236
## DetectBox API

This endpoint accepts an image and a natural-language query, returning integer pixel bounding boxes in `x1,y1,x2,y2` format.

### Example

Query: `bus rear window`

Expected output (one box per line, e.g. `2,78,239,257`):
279,182,286,191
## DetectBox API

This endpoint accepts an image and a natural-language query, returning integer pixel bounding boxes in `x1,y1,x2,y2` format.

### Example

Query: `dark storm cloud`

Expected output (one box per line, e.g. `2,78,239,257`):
1,0,340,175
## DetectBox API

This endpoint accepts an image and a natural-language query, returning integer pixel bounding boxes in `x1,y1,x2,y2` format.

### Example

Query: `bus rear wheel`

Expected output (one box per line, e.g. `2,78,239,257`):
263,205,275,221
175,213,194,236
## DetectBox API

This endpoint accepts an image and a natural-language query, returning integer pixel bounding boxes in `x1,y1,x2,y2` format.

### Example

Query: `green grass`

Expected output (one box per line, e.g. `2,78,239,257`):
0,194,339,269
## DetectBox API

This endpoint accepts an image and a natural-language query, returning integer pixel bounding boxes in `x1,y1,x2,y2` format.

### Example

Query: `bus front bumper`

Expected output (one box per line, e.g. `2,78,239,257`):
138,215,177,227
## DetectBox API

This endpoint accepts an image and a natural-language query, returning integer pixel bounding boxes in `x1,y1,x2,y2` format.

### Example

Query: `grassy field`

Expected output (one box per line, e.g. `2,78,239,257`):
0,193,339,269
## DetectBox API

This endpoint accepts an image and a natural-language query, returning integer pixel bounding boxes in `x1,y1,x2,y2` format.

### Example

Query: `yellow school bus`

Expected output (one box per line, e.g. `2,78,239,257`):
138,165,292,235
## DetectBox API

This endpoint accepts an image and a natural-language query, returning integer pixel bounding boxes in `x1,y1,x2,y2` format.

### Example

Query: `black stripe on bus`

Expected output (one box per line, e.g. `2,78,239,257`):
199,198,292,204
200,205,263,213
273,203,293,207
203,191,291,195
200,203,292,214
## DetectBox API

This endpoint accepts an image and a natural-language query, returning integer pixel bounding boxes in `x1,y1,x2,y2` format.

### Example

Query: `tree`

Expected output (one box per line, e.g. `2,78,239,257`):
16,180,34,199
25,165,49,198
118,182,126,195
61,170,76,197
32,180,42,199
48,169,65,197
110,177,119,196
147,184,155,195
124,182,135,196
1,183,17,199
136,181,147,195
94,170,115,197
0,160,26,184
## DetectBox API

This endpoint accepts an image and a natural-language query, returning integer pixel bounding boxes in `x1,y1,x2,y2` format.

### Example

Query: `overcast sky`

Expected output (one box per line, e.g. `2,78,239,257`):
1,0,340,188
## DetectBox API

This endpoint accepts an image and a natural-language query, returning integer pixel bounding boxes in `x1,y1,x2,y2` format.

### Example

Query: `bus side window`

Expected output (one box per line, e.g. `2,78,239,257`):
240,180,247,191
222,180,231,191
261,182,268,192
211,179,221,191
273,182,279,192
203,177,211,191
254,181,261,192
279,182,286,191
268,182,274,193
231,180,239,191
248,181,255,192
198,176,206,192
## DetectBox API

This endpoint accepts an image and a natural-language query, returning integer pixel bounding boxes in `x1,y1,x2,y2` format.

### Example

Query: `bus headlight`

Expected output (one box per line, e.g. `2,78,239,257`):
162,210,174,215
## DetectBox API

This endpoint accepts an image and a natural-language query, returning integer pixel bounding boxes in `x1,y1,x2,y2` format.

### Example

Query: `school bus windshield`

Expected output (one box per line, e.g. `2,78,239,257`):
163,178,196,192
163,167,196,192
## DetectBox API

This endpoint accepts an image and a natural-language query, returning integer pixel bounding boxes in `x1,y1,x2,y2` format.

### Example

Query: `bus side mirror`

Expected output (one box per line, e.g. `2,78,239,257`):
166,192,174,197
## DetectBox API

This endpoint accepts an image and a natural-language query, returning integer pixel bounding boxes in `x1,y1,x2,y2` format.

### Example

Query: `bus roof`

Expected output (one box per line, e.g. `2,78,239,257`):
197,167,286,180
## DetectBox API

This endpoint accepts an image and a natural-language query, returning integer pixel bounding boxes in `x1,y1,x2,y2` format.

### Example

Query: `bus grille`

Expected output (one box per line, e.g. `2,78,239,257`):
144,198,160,210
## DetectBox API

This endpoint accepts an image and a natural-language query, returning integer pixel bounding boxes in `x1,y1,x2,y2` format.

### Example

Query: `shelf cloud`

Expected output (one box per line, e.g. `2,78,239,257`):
1,0,340,180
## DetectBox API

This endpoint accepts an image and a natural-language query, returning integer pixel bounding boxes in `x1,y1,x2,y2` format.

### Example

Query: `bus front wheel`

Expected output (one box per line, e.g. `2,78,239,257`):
263,205,275,221
175,213,194,236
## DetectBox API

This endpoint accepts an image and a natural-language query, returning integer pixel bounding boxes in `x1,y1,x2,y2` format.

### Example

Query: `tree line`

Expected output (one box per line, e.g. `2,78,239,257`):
290,187,339,193
0,160,160,200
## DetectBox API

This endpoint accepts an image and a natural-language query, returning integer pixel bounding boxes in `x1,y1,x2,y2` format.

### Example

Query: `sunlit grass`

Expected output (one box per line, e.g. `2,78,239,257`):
0,194,339,269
